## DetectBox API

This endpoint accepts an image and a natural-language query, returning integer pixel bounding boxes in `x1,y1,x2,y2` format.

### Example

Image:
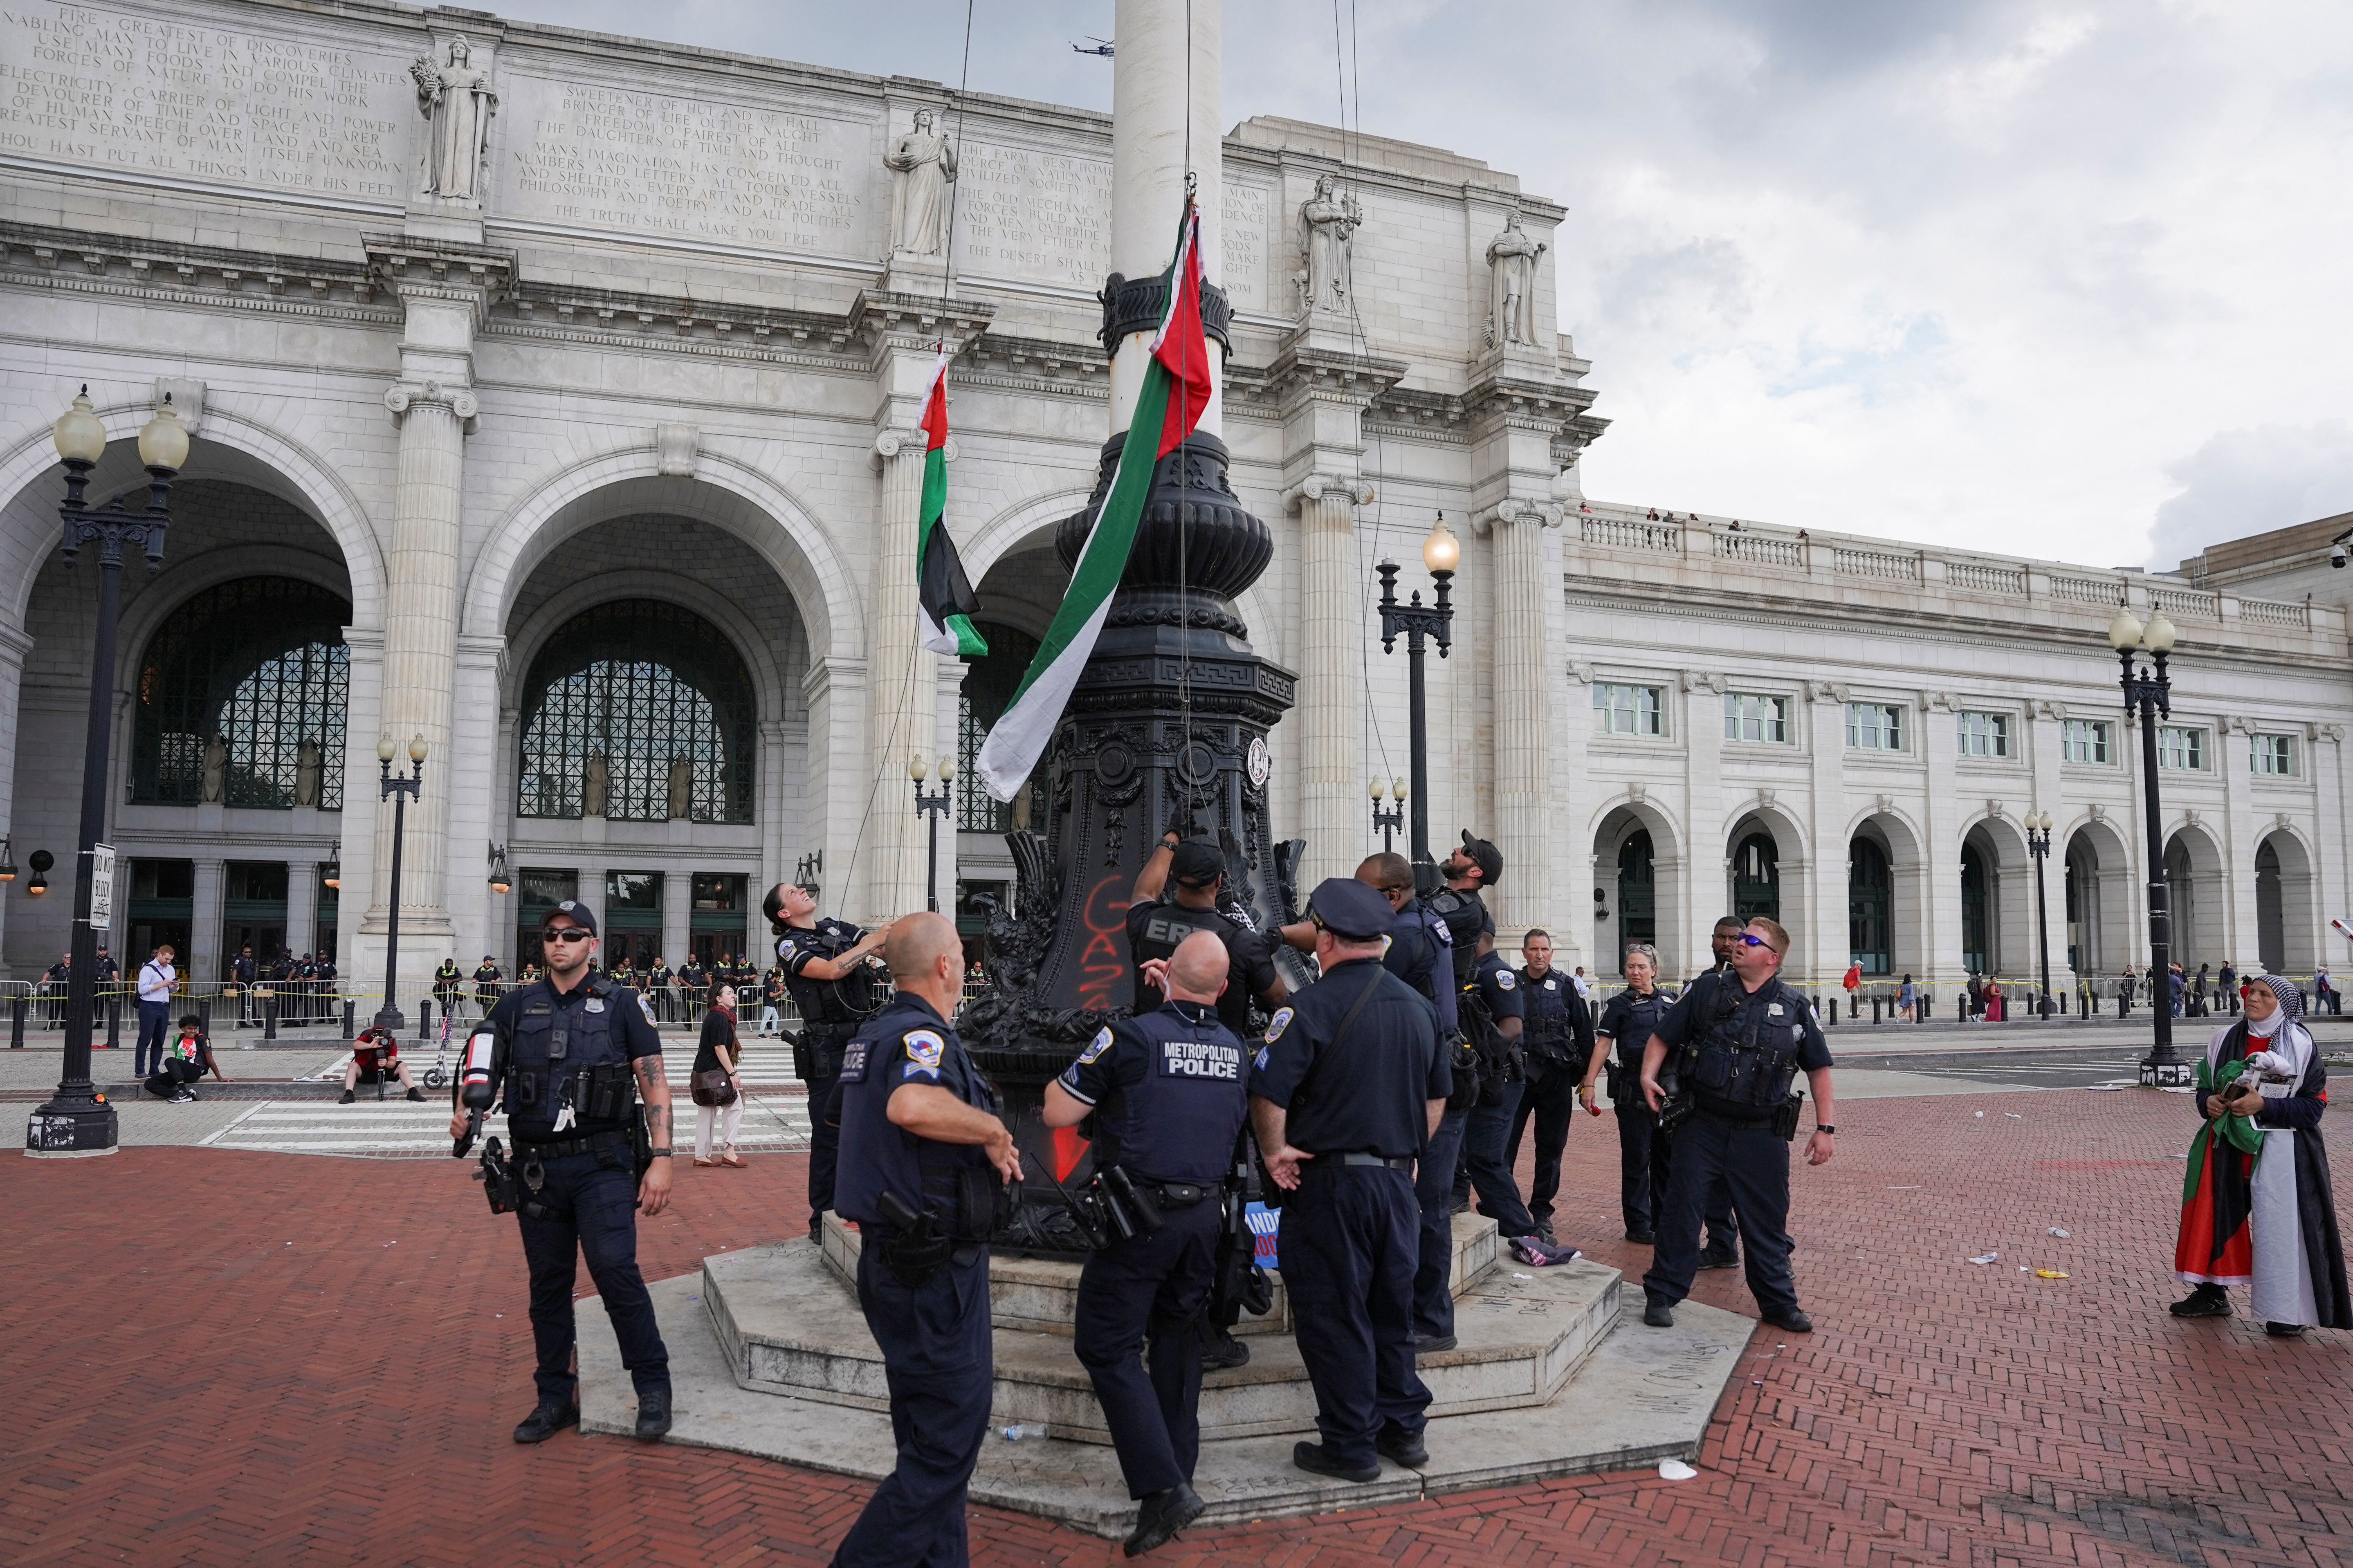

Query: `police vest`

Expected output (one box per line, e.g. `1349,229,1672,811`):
1604,987,1677,1068
1684,974,1807,1112
1393,900,1461,1035
777,921,862,1030
1126,899,1260,1031
1520,968,1578,1056
1425,887,1486,988
834,999,1002,1238
1084,1005,1248,1186
504,976,636,1137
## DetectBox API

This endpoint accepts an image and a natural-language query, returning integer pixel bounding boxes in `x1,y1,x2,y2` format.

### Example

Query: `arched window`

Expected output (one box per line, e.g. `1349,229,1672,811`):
1848,838,1891,975
517,599,755,823
954,622,1050,834
131,577,350,808
1733,831,1780,922
1616,830,1656,949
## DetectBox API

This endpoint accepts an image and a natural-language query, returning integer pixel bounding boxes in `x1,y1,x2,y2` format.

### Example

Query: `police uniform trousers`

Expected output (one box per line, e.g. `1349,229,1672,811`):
1641,1111,1798,1317
1617,1099,1738,1248
833,1236,992,1568
1412,1108,1471,1338
1072,1198,1223,1498
1454,1080,1538,1239
515,1145,670,1404
1505,1054,1579,1225
804,1030,846,1233
1280,1163,1429,1467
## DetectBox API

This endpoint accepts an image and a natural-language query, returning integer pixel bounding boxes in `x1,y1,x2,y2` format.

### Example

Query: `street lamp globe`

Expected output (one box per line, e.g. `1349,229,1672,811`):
1422,513,1460,574
377,732,396,763
407,733,428,764
1369,778,1387,801
2107,606,2144,651
909,752,928,782
2142,611,2178,654
52,387,106,466
1393,775,1408,800
137,397,189,472
937,752,955,783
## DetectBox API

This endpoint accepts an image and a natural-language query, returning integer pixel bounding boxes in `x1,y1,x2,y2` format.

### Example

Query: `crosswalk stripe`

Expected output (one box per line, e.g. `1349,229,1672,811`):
199,1086,813,1159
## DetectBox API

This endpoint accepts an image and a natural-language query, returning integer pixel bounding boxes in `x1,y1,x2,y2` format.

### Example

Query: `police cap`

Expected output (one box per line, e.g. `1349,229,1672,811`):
1170,839,1225,887
1307,877,1394,940
1459,830,1504,888
544,899,599,937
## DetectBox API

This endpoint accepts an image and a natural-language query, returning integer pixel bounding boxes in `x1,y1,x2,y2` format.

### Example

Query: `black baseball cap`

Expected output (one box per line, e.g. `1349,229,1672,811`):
1170,839,1225,888
1308,877,1394,940
543,900,599,937
1457,830,1503,888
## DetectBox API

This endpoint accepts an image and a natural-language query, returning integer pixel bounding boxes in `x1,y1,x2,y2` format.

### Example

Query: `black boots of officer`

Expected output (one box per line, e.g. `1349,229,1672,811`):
1125,1481,1206,1557
510,1387,670,1443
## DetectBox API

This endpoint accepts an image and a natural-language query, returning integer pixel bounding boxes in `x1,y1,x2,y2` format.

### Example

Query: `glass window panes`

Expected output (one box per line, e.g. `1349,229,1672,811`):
517,868,578,910
1845,702,1902,751
2158,726,2205,770
955,624,1052,834
604,870,662,910
517,600,755,823
691,874,743,910
2252,733,2294,776
1958,711,2010,758
130,577,351,809
1593,684,1664,736
1724,692,1789,743
2062,719,2110,764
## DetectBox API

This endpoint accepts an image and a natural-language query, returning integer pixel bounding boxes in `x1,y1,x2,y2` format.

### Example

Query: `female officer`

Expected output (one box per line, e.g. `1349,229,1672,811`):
1581,943,1677,1243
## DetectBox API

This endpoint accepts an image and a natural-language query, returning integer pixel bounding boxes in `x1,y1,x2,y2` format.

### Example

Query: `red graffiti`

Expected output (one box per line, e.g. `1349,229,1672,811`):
1074,873,1130,1014
1052,1125,1090,1183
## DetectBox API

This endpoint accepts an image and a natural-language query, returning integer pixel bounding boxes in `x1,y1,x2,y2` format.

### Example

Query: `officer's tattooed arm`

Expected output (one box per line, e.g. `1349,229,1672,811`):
634,1054,675,1215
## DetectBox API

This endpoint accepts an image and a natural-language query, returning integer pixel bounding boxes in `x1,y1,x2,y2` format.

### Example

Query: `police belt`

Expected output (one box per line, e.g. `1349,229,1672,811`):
1126,1178,1214,1209
1690,1098,1780,1131
1306,1151,1415,1171
509,1126,634,1159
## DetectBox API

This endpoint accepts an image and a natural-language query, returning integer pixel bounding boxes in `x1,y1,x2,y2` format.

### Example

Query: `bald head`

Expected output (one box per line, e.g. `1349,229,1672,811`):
1356,851,1414,910
1165,930,1230,1005
883,911,960,987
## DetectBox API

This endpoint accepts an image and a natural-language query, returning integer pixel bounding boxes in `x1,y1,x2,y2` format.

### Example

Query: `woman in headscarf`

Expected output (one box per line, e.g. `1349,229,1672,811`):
2171,973,2352,1335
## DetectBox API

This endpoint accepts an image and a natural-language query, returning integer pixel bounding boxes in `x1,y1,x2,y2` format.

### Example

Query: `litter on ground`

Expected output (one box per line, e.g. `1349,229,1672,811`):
1967,1252,1999,1265
1660,1459,1698,1481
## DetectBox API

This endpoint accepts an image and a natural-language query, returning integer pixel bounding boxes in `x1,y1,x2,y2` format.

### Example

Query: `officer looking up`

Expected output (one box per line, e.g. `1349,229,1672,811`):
763,882,895,1243
450,899,675,1445
1281,853,1457,1034
1582,942,1678,1244
1509,929,1594,1246
1677,917,1751,1269
1127,830,1286,1035
1252,878,1450,1485
828,911,1022,1568
1638,916,1837,1333
1426,831,1503,988
1044,931,1245,1557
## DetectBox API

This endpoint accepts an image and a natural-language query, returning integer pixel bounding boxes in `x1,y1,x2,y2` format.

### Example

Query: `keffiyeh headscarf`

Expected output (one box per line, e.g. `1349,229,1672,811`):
2247,973,2302,1036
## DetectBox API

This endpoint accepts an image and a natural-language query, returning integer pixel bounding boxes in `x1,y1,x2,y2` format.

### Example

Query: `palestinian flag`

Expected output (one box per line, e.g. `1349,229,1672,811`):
917,350,987,658
977,199,1213,801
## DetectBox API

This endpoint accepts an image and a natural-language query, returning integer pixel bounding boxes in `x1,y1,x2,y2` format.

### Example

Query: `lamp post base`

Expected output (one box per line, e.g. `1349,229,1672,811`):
371,1006,406,1035
25,1094,119,1156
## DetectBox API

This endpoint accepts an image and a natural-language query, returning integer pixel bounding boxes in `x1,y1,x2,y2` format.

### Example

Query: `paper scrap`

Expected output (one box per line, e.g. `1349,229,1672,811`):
1660,1459,1698,1481
2047,1227,2070,1238
1967,1252,1999,1265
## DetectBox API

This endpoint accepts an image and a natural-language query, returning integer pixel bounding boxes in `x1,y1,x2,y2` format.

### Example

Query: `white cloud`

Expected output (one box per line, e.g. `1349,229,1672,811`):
2148,423,2353,570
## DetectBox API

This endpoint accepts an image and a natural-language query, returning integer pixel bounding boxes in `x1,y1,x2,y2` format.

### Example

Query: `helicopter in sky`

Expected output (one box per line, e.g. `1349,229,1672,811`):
1072,36,1113,56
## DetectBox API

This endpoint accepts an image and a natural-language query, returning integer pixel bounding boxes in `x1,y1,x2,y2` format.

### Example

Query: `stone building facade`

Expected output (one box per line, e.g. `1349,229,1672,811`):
0,0,2342,1001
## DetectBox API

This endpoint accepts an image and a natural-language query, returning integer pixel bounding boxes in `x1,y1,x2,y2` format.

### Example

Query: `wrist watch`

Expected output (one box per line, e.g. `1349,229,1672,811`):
1162,831,1181,848
1814,1125,1837,1135
649,1147,674,1158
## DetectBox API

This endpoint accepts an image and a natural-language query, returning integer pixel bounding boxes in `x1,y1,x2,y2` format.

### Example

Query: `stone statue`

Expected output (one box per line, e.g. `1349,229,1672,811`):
294,738,322,808
582,754,609,818
1298,173,1363,315
884,108,958,256
200,734,227,804
667,757,694,820
1484,209,1547,348
410,35,497,201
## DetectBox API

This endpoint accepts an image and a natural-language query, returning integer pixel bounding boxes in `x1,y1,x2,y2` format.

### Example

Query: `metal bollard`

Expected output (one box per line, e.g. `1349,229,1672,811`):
1872,995,1882,1024
342,1000,355,1040
198,996,212,1039
264,990,278,1041
9,995,22,1048
106,994,121,1048
419,998,433,1041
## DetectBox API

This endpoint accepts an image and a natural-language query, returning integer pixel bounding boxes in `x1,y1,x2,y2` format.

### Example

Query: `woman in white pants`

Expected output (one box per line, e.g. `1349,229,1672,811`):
692,983,745,1168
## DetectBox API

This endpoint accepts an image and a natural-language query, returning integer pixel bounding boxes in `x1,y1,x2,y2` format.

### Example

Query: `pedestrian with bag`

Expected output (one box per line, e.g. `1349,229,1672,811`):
693,981,745,1168
134,944,176,1077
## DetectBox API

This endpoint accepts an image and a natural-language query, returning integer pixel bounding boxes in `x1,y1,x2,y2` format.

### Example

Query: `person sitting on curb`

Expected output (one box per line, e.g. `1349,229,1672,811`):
341,1025,425,1103
144,1014,227,1103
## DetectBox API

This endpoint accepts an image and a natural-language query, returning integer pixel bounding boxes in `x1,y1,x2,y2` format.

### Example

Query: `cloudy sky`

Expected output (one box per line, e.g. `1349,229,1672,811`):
488,0,2353,571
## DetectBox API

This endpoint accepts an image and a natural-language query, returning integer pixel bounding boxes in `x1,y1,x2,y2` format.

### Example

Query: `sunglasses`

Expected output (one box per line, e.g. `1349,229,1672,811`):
1736,933,1783,954
539,927,593,944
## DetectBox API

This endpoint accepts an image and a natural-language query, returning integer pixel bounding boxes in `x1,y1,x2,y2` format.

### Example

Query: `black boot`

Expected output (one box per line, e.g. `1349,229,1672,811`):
2169,1283,2231,1318
1124,1482,1207,1557
1200,1326,1250,1370
513,1398,579,1443
634,1384,673,1439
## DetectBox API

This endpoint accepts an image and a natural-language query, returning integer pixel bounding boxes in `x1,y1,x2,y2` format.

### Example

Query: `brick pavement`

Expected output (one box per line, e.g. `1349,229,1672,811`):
4,1090,2350,1567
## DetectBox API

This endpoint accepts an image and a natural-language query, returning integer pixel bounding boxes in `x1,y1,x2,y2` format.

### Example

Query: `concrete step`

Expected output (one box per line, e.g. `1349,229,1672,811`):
813,1208,1498,1338
699,1223,1612,1445
577,1269,1752,1539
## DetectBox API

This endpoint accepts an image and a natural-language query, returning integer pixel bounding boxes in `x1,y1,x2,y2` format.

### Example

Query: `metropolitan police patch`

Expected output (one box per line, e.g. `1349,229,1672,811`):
902,1028,945,1080
1263,1006,1295,1043
1077,1027,1114,1065
1495,970,1516,990
637,993,658,1026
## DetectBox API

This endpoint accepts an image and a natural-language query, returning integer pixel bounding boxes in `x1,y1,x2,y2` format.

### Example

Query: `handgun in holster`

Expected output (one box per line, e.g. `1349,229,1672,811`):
1209,1133,1274,1326
875,1190,952,1287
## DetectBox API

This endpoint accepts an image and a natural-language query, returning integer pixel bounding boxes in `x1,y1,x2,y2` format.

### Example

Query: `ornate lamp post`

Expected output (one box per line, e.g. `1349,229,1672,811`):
27,387,186,1157
1376,515,1460,893
2024,810,2056,1019
1369,776,1406,853
911,752,954,913
373,732,427,1034
2110,604,2186,1084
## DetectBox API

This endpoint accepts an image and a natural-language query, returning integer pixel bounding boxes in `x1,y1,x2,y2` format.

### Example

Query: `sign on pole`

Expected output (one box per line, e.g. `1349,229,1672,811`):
88,844,116,933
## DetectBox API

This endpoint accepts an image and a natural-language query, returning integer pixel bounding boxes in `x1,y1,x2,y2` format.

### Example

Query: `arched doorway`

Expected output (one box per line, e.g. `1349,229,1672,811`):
1733,831,1780,922
1618,830,1657,949
1592,803,1683,977
2254,830,2317,978
1960,841,1992,975
2164,825,2223,974
1848,837,1891,975
2064,837,2100,975
2256,839,2284,974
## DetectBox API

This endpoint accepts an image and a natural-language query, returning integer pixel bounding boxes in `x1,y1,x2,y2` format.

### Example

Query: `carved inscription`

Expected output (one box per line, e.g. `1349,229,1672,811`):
0,1,409,195
1220,179,1266,310
497,72,870,253
952,139,1110,287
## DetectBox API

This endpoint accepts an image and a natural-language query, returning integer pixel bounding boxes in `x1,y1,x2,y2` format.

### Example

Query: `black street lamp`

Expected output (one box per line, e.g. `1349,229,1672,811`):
911,752,954,913
374,732,427,1034
27,387,186,1157
1376,515,1460,893
1369,776,1406,853
2110,603,2187,1085
2024,810,2056,1020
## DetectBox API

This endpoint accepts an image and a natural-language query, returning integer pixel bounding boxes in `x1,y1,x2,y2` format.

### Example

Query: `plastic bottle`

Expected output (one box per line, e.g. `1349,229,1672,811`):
1000,1423,1046,1441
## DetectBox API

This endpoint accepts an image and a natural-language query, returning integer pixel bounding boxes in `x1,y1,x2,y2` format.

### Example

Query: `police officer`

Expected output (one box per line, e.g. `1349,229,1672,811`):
1451,923,1554,1254
1637,916,1838,1333
1126,831,1286,1033
1044,931,1244,1556
1509,928,1594,1245
433,956,463,1024
1673,917,1750,1268
473,953,504,1021
1582,942,1678,1243
1251,878,1450,1484
1426,831,1502,987
1417,838,1497,1348
450,898,676,1443
314,950,338,1023
829,911,1021,1568
42,952,72,1029
647,956,674,1023
763,882,895,1243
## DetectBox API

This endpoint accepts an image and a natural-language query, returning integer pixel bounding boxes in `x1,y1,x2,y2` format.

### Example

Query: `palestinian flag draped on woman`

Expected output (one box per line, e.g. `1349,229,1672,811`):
916,348,988,658
977,197,1214,801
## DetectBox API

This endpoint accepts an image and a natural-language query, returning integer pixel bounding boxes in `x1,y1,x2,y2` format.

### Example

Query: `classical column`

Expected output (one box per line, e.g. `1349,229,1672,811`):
863,429,935,922
285,861,319,963
1484,500,1560,940
189,859,226,985
1920,691,1963,992
0,627,29,975
1109,0,1223,433
1803,682,1849,993
1680,671,1727,965
1287,476,1374,888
